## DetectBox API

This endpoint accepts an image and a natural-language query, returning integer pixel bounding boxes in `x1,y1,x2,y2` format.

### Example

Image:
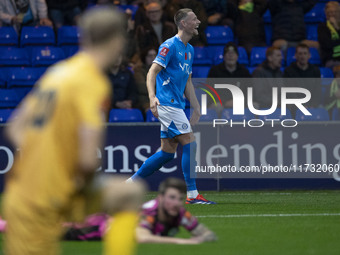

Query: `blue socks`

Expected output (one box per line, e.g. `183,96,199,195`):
131,150,174,180
131,142,198,193
182,142,197,191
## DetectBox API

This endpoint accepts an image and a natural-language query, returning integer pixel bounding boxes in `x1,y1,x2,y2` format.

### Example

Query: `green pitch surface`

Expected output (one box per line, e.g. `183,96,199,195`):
1,190,340,255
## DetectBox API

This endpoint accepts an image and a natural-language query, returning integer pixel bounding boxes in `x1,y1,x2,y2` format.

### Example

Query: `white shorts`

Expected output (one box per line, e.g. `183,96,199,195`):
157,105,192,139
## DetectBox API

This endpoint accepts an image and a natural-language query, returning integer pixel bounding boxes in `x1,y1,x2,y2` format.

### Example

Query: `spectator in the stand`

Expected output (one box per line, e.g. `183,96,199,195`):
318,1,340,68
208,42,251,79
134,0,168,29
136,1,176,51
46,0,86,29
208,42,251,108
268,0,318,52
325,65,340,115
134,46,158,113
0,0,53,32
252,46,283,109
165,0,207,46
234,0,267,55
107,55,138,109
284,43,321,108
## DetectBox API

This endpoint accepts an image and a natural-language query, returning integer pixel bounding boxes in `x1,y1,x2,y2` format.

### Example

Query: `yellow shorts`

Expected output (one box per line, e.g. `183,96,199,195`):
3,192,64,255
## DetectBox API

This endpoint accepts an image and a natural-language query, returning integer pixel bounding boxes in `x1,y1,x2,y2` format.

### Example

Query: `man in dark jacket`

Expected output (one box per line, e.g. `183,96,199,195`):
318,1,340,68
208,42,251,108
234,0,268,54
252,46,283,109
136,1,176,51
46,0,86,28
284,43,321,108
269,0,318,51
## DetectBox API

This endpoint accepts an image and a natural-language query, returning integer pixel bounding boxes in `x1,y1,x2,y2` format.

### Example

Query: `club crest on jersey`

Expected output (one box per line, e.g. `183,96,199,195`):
182,123,188,129
160,47,169,57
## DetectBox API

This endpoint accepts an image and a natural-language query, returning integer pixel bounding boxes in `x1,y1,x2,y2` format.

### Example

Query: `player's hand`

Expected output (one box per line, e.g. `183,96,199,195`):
150,96,160,118
11,16,21,25
175,237,202,245
329,17,340,30
39,18,53,27
190,108,201,126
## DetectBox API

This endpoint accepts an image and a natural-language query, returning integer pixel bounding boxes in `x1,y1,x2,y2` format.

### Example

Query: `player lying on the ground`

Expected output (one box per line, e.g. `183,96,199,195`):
0,178,216,244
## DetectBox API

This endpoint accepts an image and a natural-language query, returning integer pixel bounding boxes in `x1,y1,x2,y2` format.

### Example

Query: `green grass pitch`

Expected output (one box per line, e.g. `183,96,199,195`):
1,190,340,255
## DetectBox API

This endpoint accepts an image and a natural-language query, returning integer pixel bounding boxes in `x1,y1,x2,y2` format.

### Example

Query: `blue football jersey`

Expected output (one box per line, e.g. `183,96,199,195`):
153,35,194,109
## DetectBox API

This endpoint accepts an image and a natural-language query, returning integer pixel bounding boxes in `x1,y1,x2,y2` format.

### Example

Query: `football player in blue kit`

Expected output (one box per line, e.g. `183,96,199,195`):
128,8,215,205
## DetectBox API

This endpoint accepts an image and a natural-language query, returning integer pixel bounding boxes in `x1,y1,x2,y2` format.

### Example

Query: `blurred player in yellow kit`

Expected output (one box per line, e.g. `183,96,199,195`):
2,6,144,255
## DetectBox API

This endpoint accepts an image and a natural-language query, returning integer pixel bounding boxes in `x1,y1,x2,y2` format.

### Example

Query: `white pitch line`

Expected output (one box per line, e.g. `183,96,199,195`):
196,213,340,218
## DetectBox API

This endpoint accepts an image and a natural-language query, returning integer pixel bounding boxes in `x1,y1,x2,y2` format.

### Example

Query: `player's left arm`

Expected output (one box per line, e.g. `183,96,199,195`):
5,96,35,148
190,223,217,242
184,74,201,126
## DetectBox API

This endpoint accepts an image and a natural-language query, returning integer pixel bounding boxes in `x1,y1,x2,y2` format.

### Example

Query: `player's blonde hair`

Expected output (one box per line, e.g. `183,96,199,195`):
174,8,193,28
78,6,126,47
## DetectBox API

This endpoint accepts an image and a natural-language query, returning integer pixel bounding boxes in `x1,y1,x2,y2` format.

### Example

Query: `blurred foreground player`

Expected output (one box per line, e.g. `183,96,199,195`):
128,8,215,205
2,6,144,255
0,178,216,244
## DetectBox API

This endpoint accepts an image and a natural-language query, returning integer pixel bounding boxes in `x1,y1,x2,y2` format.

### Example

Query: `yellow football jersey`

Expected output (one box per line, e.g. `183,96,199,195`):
5,52,111,211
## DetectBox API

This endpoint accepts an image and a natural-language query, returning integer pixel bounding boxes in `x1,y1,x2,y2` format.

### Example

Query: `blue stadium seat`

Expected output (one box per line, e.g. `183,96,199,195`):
109,109,144,122
61,45,79,57
209,46,224,64
264,24,272,46
286,47,320,66
57,26,79,45
306,24,318,41
0,69,6,88
200,108,218,122
192,66,210,78
295,108,329,121
0,47,30,66
7,67,45,88
247,66,256,74
304,3,326,23
332,107,340,121
0,109,14,123
237,47,249,66
221,108,254,121
320,67,333,79
205,26,233,45
193,47,212,65
20,26,55,47
263,9,271,23
146,109,159,122
0,27,18,46
320,67,334,86
250,47,267,66
0,89,19,108
258,108,292,121
31,46,66,66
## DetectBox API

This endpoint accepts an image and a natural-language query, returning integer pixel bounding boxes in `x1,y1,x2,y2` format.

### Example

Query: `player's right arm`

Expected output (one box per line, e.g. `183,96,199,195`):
146,63,163,118
136,226,202,244
190,223,217,243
